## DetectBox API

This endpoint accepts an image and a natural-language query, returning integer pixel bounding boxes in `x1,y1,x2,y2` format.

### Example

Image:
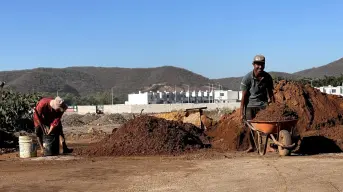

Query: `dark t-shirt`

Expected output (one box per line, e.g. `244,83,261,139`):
240,71,273,107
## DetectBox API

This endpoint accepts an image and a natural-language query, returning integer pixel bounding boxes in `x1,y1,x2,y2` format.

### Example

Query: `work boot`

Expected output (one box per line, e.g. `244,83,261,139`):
62,141,73,154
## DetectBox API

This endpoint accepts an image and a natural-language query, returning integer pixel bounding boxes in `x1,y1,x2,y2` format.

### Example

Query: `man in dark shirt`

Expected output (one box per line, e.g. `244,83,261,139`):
240,54,275,152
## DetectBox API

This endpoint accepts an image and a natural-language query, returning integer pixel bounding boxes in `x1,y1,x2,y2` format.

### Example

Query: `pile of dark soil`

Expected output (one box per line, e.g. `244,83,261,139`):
253,104,298,122
80,113,102,124
76,115,210,156
0,130,18,155
61,114,85,127
0,148,16,154
206,80,343,152
62,113,128,127
89,113,128,126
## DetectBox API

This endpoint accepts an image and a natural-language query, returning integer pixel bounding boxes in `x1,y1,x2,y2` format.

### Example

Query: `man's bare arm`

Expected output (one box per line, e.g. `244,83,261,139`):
240,90,249,120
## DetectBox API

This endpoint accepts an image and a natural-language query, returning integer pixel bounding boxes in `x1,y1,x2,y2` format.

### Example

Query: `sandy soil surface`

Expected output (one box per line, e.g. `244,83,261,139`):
1,125,343,192
1,151,343,192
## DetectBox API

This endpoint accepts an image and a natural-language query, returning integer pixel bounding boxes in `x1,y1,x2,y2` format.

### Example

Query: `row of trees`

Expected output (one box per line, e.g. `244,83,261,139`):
273,75,343,87
298,75,343,87
38,91,123,106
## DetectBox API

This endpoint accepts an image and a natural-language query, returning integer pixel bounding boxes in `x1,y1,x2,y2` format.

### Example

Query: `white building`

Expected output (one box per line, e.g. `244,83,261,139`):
125,84,343,105
315,85,343,96
125,90,243,105
126,91,153,105
214,90,240,103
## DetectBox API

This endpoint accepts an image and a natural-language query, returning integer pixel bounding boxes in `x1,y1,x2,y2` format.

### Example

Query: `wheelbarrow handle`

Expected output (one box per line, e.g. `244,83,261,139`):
244,120,257,131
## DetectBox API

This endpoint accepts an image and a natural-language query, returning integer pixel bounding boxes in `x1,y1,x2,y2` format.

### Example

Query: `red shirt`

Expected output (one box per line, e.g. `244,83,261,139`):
33,97,64,128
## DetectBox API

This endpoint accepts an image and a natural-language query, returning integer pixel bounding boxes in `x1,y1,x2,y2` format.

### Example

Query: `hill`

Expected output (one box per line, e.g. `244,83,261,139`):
0,66,219,102
293,57,343,78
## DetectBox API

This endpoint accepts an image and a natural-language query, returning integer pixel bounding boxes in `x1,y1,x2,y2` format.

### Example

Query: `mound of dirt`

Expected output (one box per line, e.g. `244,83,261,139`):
201,115,217,128
0,130,18,155
62,114,85,127
75,115,210,157
206,110,246,151
62,113,127,127
253,103,298,122
274,80,343,132
183,112,202,127
89,113,128,125
206,80,343,152
80,113,102,124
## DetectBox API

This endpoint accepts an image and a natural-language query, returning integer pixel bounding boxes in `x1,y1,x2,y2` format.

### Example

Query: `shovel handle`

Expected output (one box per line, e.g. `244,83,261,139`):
34,108,48,135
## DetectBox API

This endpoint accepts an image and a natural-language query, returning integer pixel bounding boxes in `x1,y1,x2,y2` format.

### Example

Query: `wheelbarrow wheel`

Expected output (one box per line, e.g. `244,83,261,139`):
278,130,292,156
257,132,268,156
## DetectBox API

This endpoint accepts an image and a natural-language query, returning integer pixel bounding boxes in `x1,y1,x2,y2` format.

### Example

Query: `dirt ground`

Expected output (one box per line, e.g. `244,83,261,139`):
1,151,343,192
1,125,343,192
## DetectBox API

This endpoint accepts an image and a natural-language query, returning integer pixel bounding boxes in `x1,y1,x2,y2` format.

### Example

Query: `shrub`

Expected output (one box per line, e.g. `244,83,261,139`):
0,88,41,132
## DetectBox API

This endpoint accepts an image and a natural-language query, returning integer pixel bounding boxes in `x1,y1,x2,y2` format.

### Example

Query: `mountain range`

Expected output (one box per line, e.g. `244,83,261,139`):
1,57,342,102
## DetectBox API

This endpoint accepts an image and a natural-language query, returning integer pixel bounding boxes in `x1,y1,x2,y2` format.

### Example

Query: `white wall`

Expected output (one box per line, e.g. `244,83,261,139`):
77,105,97,115
103,103,241,114
227,91,239,100
66,102,241,114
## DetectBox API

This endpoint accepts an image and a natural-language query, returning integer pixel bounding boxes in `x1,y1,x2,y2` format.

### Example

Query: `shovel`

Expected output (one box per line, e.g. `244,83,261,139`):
34,108,49,135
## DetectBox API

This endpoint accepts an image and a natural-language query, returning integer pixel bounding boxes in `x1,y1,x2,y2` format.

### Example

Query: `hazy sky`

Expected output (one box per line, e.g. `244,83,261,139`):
0,0,342,78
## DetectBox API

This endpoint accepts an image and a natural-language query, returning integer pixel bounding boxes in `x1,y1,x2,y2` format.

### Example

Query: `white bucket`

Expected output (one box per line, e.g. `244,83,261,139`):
19,136,37,158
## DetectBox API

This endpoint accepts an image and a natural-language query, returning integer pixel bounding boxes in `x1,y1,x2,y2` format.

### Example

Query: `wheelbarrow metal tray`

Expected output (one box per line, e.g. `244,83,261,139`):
248,119,298,134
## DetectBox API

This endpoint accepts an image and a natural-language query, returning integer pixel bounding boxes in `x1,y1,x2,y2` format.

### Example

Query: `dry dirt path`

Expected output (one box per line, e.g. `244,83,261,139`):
1,152,343,192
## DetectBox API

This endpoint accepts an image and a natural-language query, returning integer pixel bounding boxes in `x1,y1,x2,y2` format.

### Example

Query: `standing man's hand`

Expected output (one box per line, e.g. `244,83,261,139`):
240,90,249,125
240,113,246,125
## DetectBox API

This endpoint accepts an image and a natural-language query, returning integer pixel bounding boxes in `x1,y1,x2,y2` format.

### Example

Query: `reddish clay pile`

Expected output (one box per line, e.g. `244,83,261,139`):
206,80,343,152
76,115,210,157
273,80,343,132
206,110,247,151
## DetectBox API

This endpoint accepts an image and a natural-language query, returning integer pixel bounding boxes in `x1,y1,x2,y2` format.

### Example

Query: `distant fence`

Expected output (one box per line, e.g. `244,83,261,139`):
70,102,241,114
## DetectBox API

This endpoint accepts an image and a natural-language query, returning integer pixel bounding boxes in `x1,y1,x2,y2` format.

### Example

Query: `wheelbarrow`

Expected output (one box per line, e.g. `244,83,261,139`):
244,119,298,156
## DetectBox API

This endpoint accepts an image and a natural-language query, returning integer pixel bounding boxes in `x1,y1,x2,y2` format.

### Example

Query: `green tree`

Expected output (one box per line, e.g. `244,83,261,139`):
0,88,41,132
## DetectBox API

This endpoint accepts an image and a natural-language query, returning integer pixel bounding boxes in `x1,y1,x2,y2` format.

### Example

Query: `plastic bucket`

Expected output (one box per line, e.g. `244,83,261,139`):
19,136,37,158
43,134,60,156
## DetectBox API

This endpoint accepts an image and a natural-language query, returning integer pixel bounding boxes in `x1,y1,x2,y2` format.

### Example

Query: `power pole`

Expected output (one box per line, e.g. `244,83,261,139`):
188,85,190,103
208,83,210,103
111,87,114,105
211,84,214,103
174,85,176,103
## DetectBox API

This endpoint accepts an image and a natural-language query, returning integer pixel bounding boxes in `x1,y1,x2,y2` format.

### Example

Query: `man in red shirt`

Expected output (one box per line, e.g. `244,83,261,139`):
33,96,73,154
